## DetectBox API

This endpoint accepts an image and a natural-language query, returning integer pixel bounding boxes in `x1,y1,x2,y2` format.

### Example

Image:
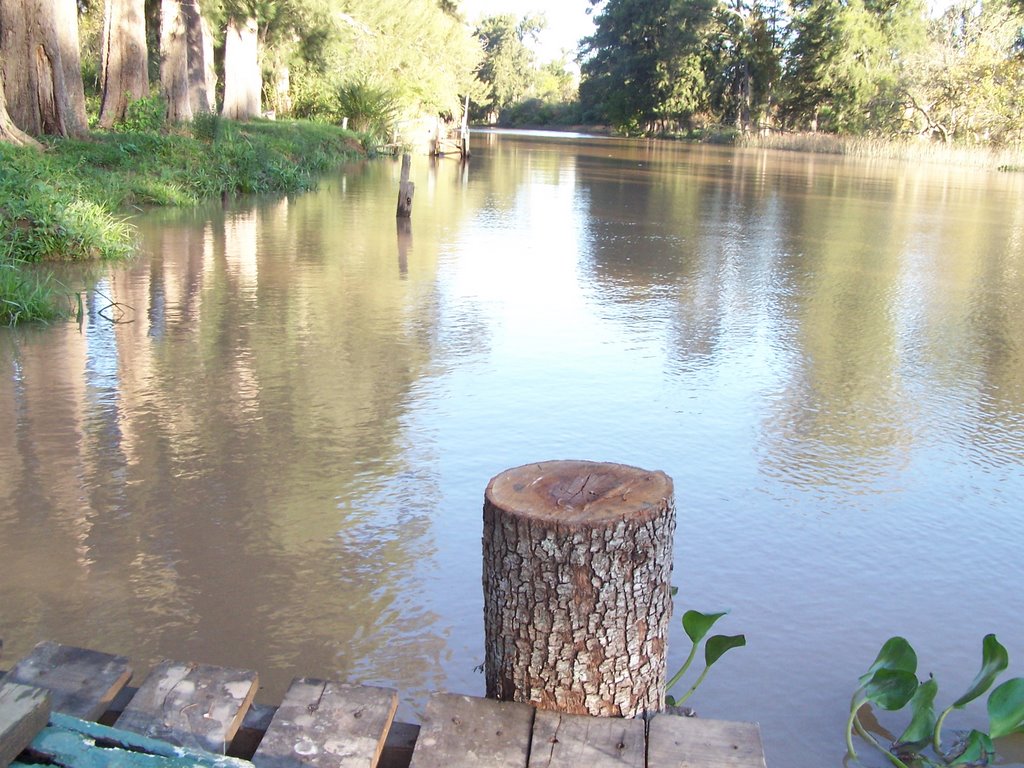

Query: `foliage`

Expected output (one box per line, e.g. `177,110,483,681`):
577,0,1023,142
500,98,582,128
900,0,1024,143
190,112,225,143
0,256,66,326
115,93,169,133
665,607,746,707
336,81,401,145
784,0,926,133
0,144,135,263
580,0,719,135
473,13,545,121
848,635,1024,768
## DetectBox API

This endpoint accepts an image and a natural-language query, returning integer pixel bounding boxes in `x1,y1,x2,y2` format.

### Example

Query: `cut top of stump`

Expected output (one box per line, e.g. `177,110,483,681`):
485,460,673,527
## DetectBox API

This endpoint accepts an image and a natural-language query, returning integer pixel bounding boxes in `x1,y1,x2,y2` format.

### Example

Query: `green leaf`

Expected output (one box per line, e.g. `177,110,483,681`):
947,730,994,767
705,634,746,666
863,668,919,712
683,610,727,645
665,694,676,706
894,677,938,751
988,677,1024,739
953,634,1009,708
859,637,918,686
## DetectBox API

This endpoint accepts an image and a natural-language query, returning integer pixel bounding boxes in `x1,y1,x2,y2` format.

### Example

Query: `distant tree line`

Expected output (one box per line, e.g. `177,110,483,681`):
578,0,1024,142
5,0,1016,148
468,13,578,127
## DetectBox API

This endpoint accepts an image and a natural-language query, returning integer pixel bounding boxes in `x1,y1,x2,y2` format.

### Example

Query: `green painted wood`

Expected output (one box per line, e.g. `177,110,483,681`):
115,660,257,754
252,677,398,768
0,682,51,767
409,693,534,768
528,709,645,767
4,641,132,720
15,712,252,768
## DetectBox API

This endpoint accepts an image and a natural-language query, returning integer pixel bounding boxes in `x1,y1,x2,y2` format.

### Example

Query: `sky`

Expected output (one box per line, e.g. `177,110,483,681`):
459,0,599,63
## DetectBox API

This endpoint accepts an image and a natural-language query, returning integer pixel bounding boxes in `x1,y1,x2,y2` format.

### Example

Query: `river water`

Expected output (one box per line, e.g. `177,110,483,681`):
2,131,1023,766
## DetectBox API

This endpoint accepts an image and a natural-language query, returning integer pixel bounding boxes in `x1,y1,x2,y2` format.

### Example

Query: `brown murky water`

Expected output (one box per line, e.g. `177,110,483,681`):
2,132,1023,766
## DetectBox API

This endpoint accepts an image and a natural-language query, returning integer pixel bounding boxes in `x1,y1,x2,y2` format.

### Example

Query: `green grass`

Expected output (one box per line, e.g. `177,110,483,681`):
0,117,366,324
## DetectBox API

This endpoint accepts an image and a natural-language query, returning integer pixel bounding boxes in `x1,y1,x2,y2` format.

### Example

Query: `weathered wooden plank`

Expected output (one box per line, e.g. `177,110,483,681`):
4,641,132,720
115,660,258,754
0,682,51,767
646,715,766,768
16,712,252,768
252,677,398,768
409,693,534,768
528,709,644,768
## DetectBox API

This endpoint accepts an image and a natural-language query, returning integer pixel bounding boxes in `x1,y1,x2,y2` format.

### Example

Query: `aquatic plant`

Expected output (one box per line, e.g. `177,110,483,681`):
665,607,746,708
847,634,1024,767
0,253,65,325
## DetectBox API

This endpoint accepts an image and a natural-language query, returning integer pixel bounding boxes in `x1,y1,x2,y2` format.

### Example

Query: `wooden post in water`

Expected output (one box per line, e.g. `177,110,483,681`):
460,94,471,158
482,460,675,718
396,153,414,218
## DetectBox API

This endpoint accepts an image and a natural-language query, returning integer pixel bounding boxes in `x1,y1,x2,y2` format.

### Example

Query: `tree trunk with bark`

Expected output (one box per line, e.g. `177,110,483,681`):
0,0,80,137
482,460,676,718
0,55,42,146
54,0,86,134
99,0,149,129
221,16,260,120
182,0,213,115
159,0,188,121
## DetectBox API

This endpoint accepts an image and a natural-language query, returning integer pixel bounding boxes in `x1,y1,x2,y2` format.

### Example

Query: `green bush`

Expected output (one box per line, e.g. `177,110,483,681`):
190,111,223,143
115,94,167,133
336,81,401,145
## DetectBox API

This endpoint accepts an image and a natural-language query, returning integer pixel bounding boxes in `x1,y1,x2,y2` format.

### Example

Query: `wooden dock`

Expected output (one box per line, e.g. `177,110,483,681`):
0,641,766,768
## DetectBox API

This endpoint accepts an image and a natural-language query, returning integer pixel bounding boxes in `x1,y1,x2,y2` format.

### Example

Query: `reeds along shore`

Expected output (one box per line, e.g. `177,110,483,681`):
737,130,1024,170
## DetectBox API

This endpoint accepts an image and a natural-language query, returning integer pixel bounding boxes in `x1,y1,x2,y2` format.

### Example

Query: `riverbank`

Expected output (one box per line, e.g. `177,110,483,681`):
0,118,366,325
490,121,1024,170
736,130,1024,169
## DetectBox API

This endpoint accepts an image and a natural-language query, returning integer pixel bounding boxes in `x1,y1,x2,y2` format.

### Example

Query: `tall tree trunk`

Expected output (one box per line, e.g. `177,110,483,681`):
159,0,189,121
54,0,87,134
99,0,149,128
0,55,42,146
0,0,77,137
182,0,213,114
220,16,260,120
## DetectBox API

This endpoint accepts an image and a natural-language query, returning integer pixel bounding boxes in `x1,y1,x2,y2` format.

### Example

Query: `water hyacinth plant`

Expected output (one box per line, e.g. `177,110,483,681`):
848,634,1024,767
665,607,746,708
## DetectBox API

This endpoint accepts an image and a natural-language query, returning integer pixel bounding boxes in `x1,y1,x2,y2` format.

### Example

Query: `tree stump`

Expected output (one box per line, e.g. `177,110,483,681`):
482,460,675,718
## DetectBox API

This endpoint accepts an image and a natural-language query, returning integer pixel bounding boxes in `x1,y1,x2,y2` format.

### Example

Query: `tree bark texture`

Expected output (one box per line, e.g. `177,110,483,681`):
99,0,149,129
0,54,41,145
53,0,86,134
159,0,189,122
182,0,213,115
221,16,260,120
482,460,675,718
0,0,77,137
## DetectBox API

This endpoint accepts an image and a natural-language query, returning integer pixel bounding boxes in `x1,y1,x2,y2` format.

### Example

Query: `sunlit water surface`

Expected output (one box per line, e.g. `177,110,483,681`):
2,132,1023,767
